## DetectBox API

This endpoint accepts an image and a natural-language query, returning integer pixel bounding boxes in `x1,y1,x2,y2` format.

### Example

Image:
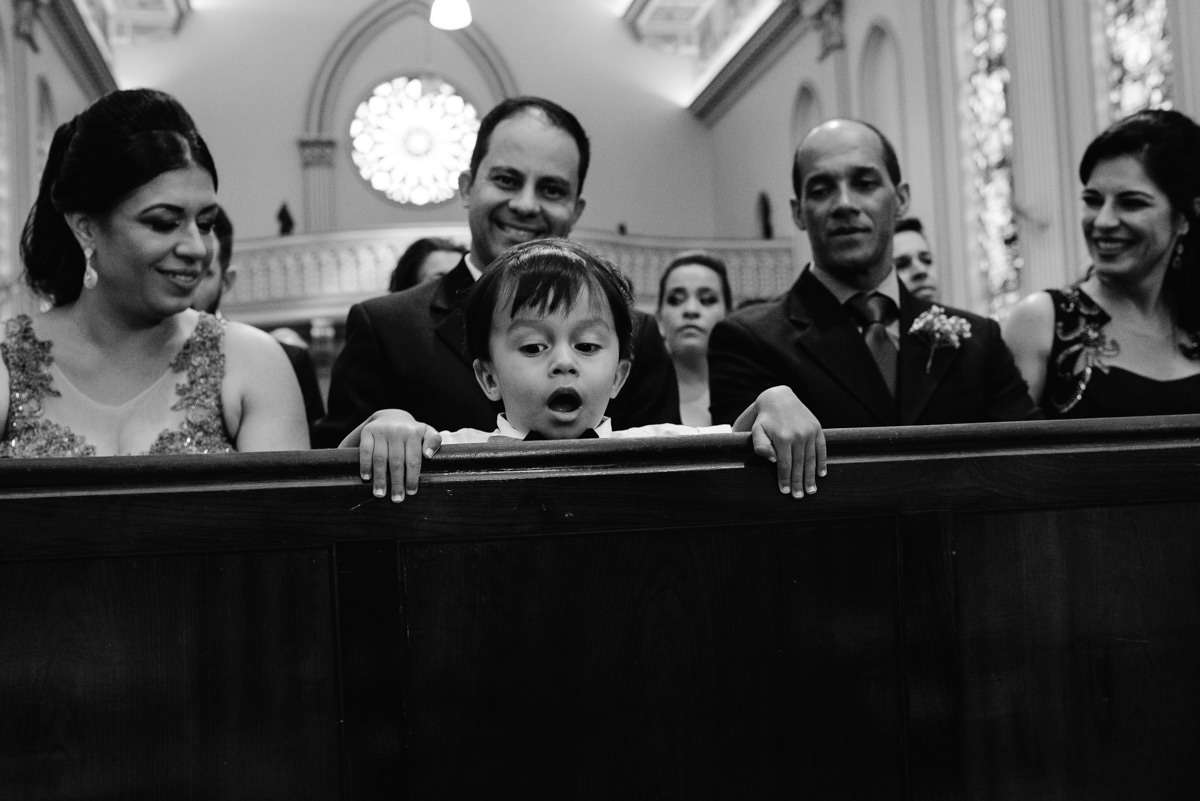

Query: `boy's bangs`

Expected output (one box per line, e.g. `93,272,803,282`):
503,257,607,320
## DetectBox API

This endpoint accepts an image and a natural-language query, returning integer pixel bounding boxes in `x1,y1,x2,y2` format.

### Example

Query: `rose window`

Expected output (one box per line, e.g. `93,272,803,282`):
349,76,479,206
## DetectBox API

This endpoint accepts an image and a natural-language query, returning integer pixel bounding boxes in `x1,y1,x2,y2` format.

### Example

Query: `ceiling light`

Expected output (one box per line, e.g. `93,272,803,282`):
430,0,472,30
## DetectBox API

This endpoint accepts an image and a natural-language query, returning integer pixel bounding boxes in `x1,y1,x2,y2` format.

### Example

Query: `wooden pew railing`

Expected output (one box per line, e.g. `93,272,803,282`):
3,416,1200,800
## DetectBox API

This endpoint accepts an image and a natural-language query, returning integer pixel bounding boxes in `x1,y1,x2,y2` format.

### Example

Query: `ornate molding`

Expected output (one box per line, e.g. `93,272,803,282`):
37,0,117,98
298,137,337,168
302,0,517,137
220,227,796,325
690,0,844,125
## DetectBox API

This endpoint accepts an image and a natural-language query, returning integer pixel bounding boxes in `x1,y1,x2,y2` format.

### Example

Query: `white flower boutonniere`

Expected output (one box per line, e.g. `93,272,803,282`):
908,305,972,373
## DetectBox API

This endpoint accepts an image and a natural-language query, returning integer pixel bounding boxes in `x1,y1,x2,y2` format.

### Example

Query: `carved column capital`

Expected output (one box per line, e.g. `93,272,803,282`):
800,0,844,60
298,137,337,169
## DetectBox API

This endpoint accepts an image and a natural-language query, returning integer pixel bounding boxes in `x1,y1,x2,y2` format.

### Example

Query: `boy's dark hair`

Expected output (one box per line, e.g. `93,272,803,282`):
657,250,733,311
466,96,591,193
894,216,925,236
466,238,634,363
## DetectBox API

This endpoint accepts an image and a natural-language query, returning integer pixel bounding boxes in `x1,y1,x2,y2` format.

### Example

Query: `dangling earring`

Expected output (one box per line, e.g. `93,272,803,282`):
82,246,98,289
1171,238,1185,272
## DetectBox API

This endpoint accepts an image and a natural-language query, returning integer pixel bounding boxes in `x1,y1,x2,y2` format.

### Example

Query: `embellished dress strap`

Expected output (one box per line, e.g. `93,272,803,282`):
148,312,235,454
1044,286,1116,415
1,314,96,457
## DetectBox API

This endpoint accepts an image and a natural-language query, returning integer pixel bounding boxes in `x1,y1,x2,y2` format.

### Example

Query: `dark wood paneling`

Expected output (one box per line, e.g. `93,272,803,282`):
1,416,1199,798
0,550,339,800
956,503,1200,800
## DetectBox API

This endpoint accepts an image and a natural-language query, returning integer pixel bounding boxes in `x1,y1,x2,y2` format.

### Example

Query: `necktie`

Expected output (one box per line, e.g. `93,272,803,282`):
524,428,599,441
846,292,898,395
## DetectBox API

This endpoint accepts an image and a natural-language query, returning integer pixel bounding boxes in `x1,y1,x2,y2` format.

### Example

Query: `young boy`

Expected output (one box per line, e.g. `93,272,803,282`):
344,239,825,501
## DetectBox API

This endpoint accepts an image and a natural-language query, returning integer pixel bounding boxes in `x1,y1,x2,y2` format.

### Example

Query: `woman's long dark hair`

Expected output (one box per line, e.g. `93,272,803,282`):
20,88,218,306
1079,108,1200,334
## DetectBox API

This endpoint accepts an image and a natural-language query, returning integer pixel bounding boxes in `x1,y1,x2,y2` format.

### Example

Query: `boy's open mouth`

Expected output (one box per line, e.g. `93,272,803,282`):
547,388,583,413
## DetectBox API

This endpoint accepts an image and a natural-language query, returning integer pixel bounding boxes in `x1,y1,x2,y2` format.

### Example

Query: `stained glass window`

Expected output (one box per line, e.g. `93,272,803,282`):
960,0,1022,315
1095,0,1173,120
349,76,479,207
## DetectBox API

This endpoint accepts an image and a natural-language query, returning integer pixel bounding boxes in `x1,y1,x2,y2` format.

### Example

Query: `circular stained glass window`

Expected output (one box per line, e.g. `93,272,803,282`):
349,75,480,207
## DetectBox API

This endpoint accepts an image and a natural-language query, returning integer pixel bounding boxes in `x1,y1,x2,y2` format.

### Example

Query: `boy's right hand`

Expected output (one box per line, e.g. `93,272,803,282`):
339,409,442,503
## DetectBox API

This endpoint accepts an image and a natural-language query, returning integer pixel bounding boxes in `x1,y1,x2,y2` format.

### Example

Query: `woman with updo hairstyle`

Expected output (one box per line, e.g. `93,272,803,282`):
656,250,733,425
388,236,467,292
1003,108,1200,417
0,88,308,456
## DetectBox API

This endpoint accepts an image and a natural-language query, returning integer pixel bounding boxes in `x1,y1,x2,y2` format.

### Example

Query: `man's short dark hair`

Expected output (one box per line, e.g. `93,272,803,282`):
791,119,902,197
467,96,591,193
894,216,925,236
213,206,233,273
465,238,633,364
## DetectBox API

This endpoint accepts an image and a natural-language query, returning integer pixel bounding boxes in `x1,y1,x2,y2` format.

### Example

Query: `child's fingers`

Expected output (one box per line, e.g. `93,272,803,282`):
423,428,442,458
389,438,408,503
372,433,390,499
359,428,375,483
403,433,423,497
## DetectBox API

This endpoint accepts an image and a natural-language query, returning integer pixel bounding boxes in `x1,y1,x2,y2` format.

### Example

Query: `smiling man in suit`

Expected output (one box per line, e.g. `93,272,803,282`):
315,96,681,446
709,119,1036,428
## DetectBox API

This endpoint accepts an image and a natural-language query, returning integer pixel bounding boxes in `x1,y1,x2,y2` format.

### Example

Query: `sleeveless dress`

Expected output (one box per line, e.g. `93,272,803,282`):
1042,286,1200,418
1,312,236,457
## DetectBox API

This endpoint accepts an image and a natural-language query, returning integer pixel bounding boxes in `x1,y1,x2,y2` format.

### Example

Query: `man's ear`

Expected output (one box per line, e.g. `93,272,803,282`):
472,358,503,402
609,358,632,399
221,266,238,294
458,170,474,204
64,212,95,252
568,195,587,229
790,197,807,231
895,181,911,218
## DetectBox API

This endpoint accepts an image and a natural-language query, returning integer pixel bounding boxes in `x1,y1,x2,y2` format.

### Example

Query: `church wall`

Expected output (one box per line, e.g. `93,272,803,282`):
112,0,719,242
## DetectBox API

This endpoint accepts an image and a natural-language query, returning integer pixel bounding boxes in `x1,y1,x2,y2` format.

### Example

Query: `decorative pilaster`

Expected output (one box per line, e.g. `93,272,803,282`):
1005,0,1092,299
299,137,337,233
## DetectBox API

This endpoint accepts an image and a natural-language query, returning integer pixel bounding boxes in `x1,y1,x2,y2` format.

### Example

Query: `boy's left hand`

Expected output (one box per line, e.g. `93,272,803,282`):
733,385,827,499
339,409,442,502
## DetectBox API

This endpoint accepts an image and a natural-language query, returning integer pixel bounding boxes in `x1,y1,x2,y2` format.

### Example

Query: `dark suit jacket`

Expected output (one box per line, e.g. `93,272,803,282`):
314,258,680,446
708,268,1037,428
278,342,325,426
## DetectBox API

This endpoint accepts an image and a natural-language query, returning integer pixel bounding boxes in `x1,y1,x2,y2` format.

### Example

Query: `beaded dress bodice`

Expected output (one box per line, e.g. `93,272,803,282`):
1,312,236,457
1043,286,1200,418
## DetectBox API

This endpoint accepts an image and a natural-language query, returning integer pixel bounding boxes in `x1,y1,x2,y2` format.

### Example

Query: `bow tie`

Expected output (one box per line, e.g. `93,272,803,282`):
523,428,600,441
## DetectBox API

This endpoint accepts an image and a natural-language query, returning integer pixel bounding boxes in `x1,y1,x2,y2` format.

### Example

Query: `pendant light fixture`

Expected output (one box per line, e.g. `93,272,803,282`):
429,0,472,30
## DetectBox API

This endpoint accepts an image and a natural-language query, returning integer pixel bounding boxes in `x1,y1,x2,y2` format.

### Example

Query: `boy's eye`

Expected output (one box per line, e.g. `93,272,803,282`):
517,343,547,355
576,342,602,354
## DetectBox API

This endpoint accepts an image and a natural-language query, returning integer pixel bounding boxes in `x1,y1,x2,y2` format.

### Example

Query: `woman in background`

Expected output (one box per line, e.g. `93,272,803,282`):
0,88,308,456
388,237,467,292
1003,108,1200,417
656,251,733,426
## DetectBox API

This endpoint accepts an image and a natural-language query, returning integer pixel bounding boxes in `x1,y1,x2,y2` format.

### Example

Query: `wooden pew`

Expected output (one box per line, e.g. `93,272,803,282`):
2,415,1199,799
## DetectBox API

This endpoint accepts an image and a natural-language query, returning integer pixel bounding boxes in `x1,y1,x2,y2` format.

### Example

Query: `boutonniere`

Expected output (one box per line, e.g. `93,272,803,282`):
908,305,972,373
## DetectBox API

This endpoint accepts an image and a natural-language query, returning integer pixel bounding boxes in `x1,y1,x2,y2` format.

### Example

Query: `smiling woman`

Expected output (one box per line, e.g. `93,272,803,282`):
0,88,309,457
1002,108,1200,418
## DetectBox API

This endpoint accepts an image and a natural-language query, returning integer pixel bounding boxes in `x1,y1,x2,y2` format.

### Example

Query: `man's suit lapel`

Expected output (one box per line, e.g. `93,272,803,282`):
433,258,476,368
788,270,896,424
897,287,957,424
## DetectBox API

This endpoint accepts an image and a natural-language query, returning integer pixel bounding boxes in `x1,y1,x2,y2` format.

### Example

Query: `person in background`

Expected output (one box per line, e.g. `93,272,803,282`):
656,251,732,426
708,118,1036,428
192,207,325,428
316,96,681,447
892,216,939,301
0,88,307,456
388,237,468,292
1003,108,1200,417
342,239,824,502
